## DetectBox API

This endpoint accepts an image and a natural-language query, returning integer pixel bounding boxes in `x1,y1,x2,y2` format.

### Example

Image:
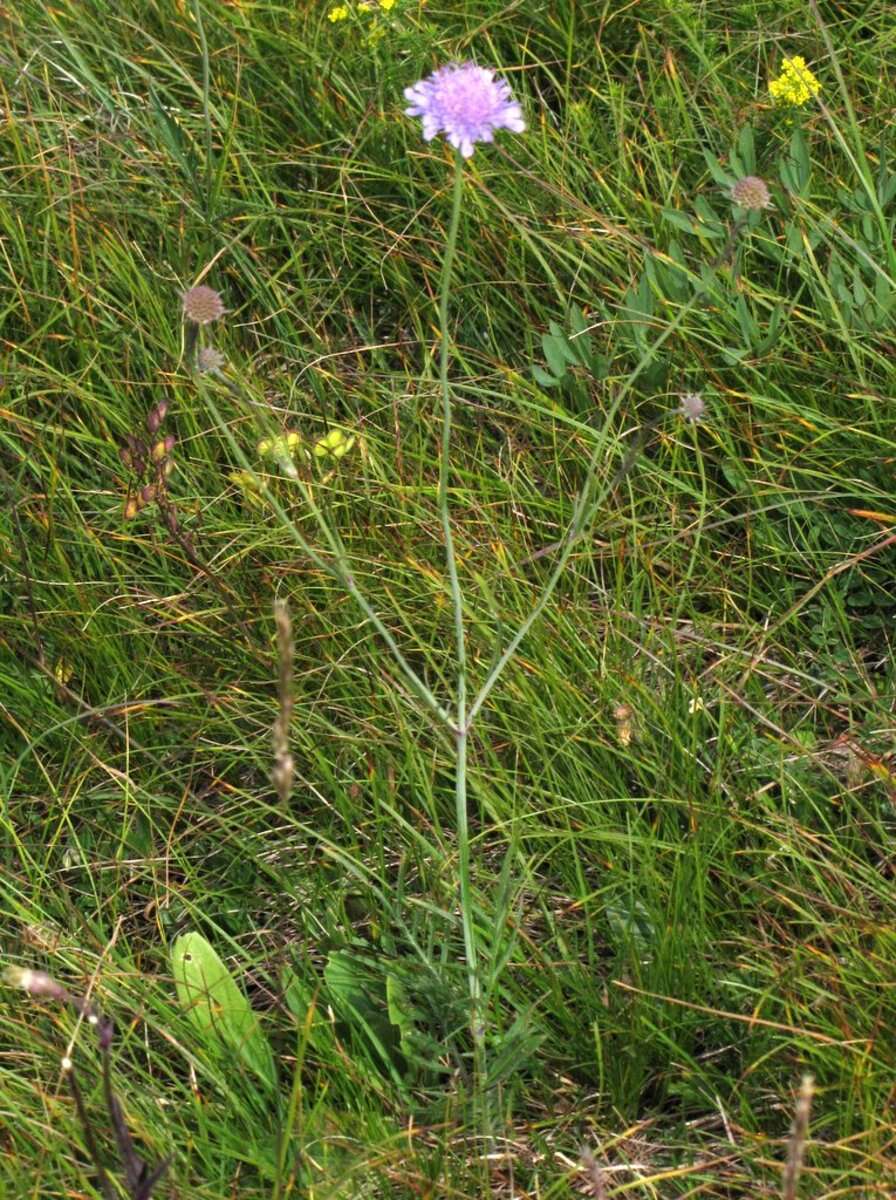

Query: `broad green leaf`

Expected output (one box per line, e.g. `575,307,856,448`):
567,306,593,363
692,196,726,238
324,950,402,1078
531,364,562,388
541,334,571,379
171,932,276,1090
548,323,580,365
736,124,756,173
661,208,702,236
780,128,810,195
703,148,734,188
385,972,416,1061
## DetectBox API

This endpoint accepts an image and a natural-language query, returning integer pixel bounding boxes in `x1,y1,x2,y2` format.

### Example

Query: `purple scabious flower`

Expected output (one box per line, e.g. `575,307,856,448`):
404,62,525,158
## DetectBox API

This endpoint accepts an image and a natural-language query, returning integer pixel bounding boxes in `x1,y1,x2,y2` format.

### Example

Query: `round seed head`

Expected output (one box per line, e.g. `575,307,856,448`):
182,285,225,325
197,346,226,372
678,392,706,423
731,175,771,211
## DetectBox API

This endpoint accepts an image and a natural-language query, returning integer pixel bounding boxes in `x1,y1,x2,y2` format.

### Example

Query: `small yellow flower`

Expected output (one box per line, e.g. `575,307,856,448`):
258,431,302,459
380,0,397,10
328,4,350,22
313,427,356,461
229,470,265,509
769,56,821,107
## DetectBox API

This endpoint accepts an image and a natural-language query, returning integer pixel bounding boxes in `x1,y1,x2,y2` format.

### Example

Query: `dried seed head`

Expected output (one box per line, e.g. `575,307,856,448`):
141,484,157,503
124,496,140,520
182,285,225,325
613,703,634,747
197,346,226,372
678,391,706,423
731,175,771,211
147,399,169,433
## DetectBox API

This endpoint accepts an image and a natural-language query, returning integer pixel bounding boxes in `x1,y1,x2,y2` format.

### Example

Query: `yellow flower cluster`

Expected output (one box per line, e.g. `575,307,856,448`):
768,56,821,107
328,0,397,19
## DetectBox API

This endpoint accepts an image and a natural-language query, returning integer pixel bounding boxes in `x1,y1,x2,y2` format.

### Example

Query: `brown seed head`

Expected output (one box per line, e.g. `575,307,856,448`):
197,346,226,372
731,175,771,211
182,285,225,325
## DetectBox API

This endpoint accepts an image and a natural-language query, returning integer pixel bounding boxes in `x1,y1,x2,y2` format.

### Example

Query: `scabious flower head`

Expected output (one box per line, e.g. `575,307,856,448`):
769,56,821,107
678,392,706,423
182,285,225,325
404,62,525,158
731,175,771,211
197,346,226,372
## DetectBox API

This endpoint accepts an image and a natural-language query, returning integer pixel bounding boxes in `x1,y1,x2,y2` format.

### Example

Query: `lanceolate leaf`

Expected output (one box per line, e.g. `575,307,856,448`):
171,932,276,1091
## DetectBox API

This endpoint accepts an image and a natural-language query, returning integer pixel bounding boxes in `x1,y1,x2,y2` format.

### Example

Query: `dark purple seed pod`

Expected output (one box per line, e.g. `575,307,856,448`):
147,409,162,434
163,434,176,454
141,484,157,503
97,1018,114,1051
119,447,133,467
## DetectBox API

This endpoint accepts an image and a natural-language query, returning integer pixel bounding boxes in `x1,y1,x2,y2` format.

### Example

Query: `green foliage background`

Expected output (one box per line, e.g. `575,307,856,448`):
1,1,895,1195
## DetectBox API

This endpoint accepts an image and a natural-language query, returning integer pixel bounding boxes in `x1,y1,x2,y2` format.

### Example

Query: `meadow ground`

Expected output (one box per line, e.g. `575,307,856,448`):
2,1,896,1196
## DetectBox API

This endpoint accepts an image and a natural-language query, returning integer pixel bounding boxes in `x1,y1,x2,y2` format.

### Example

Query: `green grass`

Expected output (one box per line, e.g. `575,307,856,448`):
2,0,896,1195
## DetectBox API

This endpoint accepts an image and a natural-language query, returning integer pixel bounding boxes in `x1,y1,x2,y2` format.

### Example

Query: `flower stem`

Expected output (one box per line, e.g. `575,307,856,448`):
192,0,214,223
200,387,454,732
437,155,483,1065
465,281,711,731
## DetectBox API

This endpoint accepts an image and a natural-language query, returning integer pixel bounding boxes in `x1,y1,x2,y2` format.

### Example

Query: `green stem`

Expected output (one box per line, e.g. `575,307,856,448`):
465,280,710,731
437,155,482,1060
192,0,214,223
200,389,454,732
